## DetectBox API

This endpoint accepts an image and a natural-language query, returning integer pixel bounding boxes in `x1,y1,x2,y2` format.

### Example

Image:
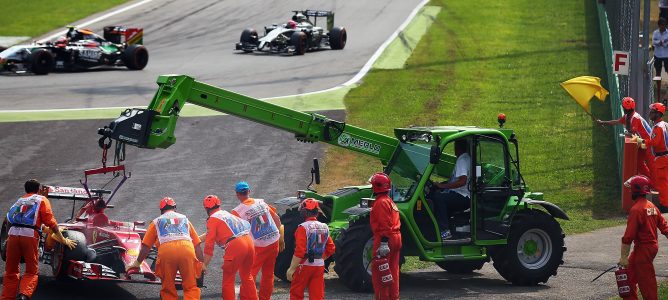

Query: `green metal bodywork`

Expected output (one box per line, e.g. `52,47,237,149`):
100,74,567,264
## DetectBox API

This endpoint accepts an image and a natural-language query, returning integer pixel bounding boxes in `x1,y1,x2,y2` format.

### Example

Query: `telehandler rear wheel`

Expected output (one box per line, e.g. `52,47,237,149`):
333,217,374,292
490,209,565,285
274,207,301,281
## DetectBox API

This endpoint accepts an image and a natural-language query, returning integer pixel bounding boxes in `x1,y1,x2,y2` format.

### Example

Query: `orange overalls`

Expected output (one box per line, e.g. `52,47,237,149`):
205,209,257,300
290,217,335,300
370,194,402,300
142,211,202,300
2,193,58,300
232,198,281,300
621,197,668,300
619,112,655,180
648,119,668,206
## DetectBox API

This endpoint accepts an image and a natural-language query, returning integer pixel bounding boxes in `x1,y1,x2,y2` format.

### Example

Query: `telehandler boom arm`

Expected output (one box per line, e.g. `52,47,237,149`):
98,75,399,164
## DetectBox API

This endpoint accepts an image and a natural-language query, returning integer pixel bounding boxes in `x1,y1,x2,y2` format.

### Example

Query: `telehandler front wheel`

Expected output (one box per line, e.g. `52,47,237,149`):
333,218,374,292
490,209,565,285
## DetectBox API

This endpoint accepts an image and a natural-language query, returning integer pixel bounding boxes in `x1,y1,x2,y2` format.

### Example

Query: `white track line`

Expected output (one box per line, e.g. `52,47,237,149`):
2,0,429,113
40,0,156,42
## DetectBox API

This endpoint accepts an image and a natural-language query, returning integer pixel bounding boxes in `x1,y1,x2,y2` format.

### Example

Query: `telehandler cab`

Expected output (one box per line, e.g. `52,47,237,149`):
98,74,568,291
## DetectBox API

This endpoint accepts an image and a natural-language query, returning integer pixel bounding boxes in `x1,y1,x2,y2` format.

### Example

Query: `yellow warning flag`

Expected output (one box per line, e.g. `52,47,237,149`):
560,76,609,114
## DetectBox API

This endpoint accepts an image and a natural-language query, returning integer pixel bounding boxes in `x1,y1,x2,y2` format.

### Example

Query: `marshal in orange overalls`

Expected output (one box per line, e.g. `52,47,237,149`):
1,192,59,300
647,119,668,206
621,196,668,300
205,209,257,300
232,197,283,300
290,216,335,300
142,211,202,300
370,193,402,300
618,112,655,180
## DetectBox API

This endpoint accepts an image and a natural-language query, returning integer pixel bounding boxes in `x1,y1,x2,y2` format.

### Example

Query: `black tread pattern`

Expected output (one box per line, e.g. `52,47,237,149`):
274,208,301,282
333,218,373,292
490,209,565,285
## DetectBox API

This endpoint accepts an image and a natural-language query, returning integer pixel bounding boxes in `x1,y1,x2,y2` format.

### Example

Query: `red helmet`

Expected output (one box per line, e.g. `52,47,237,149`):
624,175,651,195
159,197,176,210
287,20,297,29
299,198,319,211
621,97,635,110
55,37,68,47
369,172,391,193
650,102,666,114
203,195,221,209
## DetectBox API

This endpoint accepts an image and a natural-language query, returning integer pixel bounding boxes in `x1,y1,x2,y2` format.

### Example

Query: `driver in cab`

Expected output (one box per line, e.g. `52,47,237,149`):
431,139,470,241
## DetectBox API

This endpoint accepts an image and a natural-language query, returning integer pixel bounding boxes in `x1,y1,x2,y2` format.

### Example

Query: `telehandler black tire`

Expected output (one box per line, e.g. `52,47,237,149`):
274,207,301,282
0,219,8,262
490,209,565,285
436,260,486,274
333,217,374,292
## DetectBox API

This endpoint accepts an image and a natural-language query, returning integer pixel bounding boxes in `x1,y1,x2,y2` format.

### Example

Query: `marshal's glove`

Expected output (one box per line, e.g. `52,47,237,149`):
126,260,142,272
377,242,390,257
618,243,631,268
630,134,647,150
51,228,76,250
279,225,285,252
286,256,301,281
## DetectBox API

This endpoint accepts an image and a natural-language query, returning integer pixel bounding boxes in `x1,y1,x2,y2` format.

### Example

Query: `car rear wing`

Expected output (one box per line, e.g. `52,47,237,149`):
103,26,143,45
46,185,91,201
293,10,335,31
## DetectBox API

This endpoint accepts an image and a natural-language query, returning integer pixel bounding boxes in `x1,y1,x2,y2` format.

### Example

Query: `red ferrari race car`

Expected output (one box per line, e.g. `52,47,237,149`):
0,165,201,288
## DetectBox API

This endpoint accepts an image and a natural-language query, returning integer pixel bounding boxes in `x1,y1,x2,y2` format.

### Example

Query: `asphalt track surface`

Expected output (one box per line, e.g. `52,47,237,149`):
0,1,659,299
0,0,423,110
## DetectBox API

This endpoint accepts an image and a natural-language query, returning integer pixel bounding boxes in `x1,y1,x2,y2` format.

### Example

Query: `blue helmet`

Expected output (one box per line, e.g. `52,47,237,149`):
235,181,250,193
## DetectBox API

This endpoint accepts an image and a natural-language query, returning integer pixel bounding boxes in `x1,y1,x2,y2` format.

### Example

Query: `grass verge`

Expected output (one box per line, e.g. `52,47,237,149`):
319,0,624,236
0,0,129,37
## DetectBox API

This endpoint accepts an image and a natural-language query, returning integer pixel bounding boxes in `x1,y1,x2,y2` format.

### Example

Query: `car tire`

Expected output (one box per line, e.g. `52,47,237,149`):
240,28,259,53
52,230,87,279
122,44,149,70
290,31,307,55
329,27,347,50
490,209,565,285
333,217,374,292
29,49,54,75
274,207,301,282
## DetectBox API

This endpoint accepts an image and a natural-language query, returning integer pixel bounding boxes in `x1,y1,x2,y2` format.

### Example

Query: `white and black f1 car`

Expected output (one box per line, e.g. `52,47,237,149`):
0,26,148,75
235,10,347,55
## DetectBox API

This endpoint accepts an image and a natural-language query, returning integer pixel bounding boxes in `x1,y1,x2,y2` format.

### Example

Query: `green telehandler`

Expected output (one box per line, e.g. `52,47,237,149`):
98,74,568,292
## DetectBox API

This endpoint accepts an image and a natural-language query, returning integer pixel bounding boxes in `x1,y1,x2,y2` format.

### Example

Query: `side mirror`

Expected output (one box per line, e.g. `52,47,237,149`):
430,145,441,164
476,165,482,178
134,221,145,226
312,158,321,184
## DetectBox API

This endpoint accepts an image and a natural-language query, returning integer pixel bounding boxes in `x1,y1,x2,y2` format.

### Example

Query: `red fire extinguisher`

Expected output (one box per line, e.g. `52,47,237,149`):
373,256,393,286
616,267,631,298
